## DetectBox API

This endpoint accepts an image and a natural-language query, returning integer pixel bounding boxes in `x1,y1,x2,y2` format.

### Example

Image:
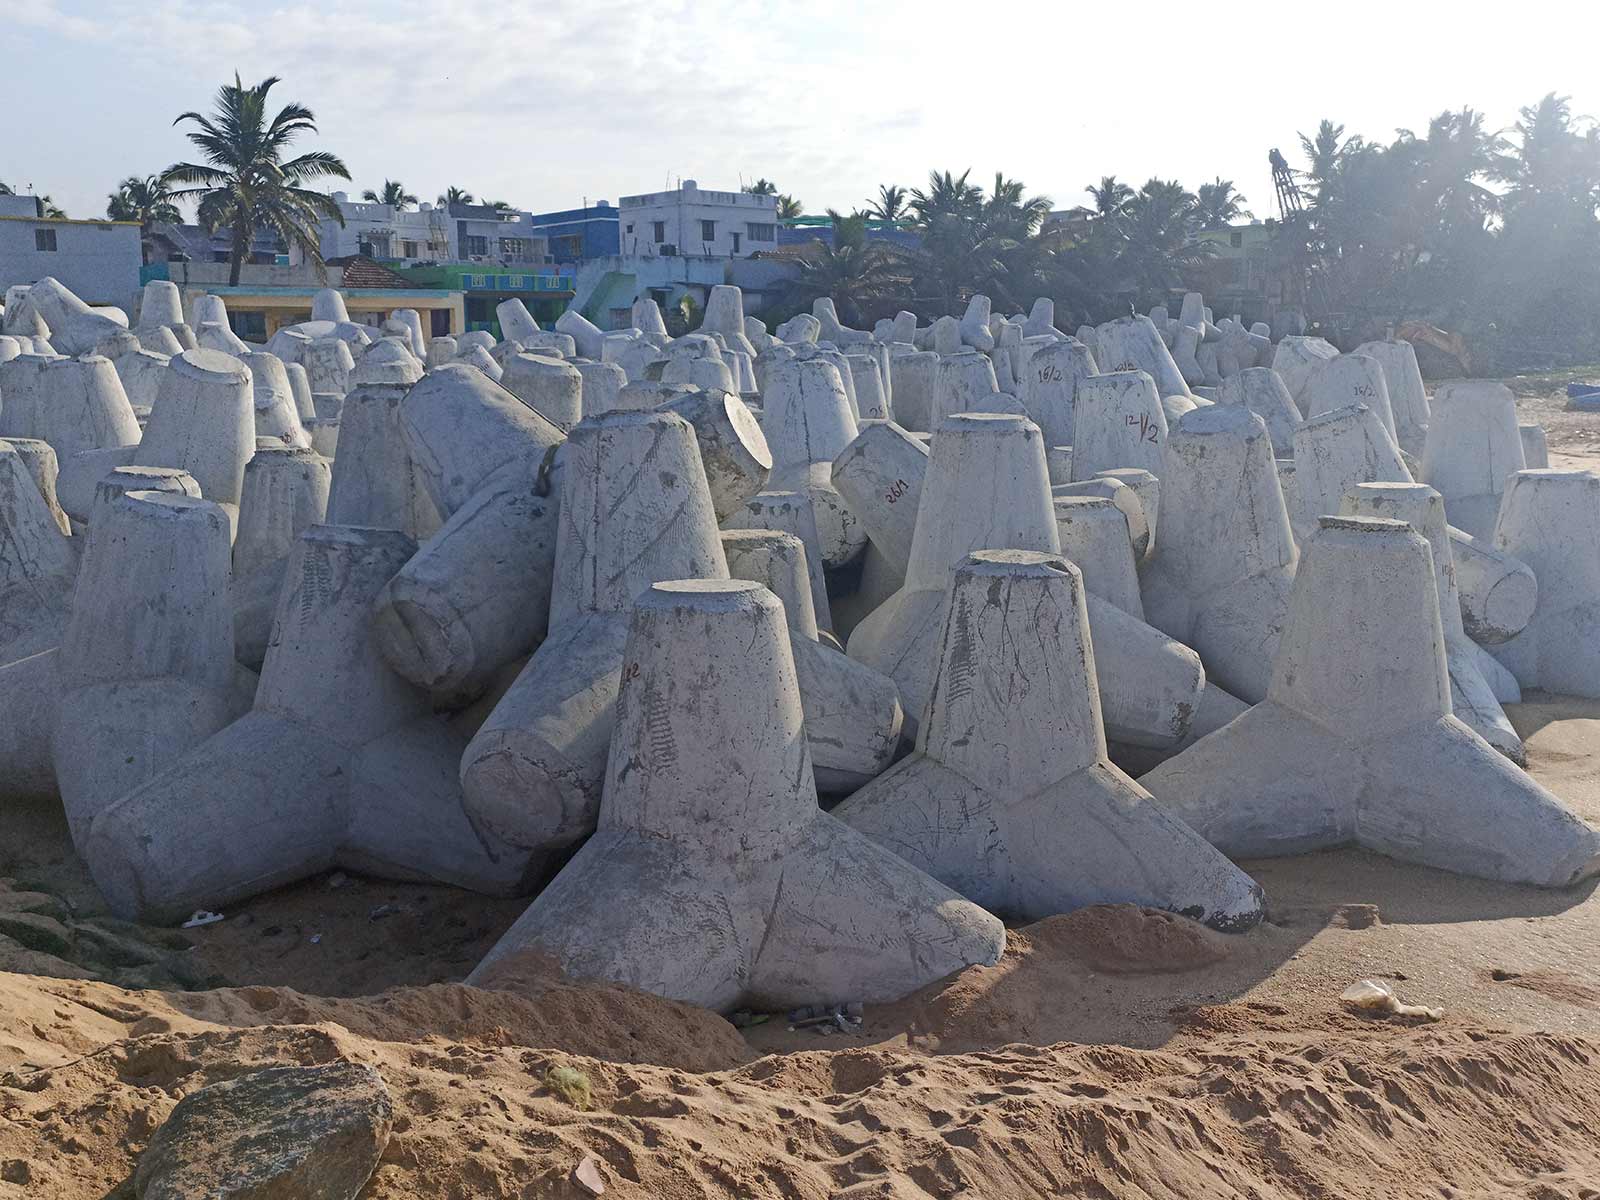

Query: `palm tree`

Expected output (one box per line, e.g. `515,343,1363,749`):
106,175,181,228
909,169,984,224
36,195,67,218
0,181,11,195
784,209,900,326
1193,178,1251,230
745,178,778,195
775,194,803,221
1081,175,1134,220
437,185,475,207
362,179,418,209
866,184,908,223
488,199,513,212
162,73,350,285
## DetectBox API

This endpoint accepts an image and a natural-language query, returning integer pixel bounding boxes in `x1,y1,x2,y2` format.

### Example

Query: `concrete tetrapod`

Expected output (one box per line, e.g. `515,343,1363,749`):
1139,406,1298,704
1019,339,1098,450
1354,339,1430,457
1070,370,1167,480
1300,353,1398,443
1488,470,1600,698
53,491,250,852
4,438,71,535
1339,482,1524,762
658,389,772,522
324,378,442,540
0,440,79,667
132,348,254,514
829,421,929,576
500,353,583,431
847,413,1210,749
1270,336,1340,413
370,365,566,703
1142,516,1600,887
1290,404,1410,541
467,578,1003,1010
1216,367,1300,457
460,409,728,855
1053,496,1145,618
836,551,1263,930
761,357,866,568
85,525,541,923
1421,381,1526,539
232,445,333,669
722,490,836,635
1093,316,1191,399
720,529,901,792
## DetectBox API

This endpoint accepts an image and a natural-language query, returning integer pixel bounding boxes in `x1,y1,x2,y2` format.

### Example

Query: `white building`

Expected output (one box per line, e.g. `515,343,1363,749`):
447,202,551,266
618,181,779,259
320,193,453,264
0,195,142,308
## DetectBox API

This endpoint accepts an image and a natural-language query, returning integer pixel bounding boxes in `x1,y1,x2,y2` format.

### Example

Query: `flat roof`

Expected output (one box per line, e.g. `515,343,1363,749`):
0,214,140,228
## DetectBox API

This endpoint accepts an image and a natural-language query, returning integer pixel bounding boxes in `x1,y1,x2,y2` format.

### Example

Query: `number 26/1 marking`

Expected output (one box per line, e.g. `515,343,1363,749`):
884,478,909,504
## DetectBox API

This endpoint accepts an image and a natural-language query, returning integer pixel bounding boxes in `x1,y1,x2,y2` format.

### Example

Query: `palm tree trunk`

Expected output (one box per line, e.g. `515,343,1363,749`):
229,219,249,287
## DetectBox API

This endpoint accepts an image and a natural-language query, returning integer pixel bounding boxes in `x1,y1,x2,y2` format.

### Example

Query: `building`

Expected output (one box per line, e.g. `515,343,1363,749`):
617,181,779,259
447,202,551,268
526,202,621,263
320,194,452,264
144,222,288,268
1192,221,1288,321
394,262,576,332
0,194,142,308
142,256,464,341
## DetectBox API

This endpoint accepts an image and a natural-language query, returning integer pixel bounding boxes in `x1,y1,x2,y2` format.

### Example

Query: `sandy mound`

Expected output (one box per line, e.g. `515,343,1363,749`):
5,971,1600,1199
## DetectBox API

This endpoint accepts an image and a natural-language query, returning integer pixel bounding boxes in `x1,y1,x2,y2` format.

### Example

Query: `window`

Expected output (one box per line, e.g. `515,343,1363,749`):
233,312,267,339
652,221,666,243
465,235,489,256
730,232,741,254
404,240,418,258
1229,230,1243,248
699,219,716,242
747,222,776,242
556,235,581,258
625,223,634,234
212,251,230,263
34,228,57,252
430,308,452,336
358,240,375,258
500,237,527,259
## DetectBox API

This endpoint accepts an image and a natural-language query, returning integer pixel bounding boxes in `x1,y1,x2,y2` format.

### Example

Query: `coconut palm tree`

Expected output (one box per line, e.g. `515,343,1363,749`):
363,179,418,209
437,185,475,207
783,209,900,326
775,194,804,221
866,184,908,223
162,73,350,285
36,195,67,218
106,175,181,228
1192,178,1251,231
1078,175,1134,220
746,178,778,195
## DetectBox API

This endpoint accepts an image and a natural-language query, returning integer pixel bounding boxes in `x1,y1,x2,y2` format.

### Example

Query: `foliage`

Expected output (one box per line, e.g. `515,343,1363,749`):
107,175,181,226
437,186,474,206
775,194,803,221
162,73,349,285
542,1065,593,1109
745,178,777,195
362,179,417,208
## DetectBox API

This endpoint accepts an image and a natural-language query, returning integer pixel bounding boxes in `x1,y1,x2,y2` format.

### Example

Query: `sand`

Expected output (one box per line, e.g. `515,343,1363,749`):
2,383,1598,1198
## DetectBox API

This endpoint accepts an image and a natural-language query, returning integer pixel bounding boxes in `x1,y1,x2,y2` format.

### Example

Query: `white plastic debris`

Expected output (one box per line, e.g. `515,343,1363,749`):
1339,978,1443,1020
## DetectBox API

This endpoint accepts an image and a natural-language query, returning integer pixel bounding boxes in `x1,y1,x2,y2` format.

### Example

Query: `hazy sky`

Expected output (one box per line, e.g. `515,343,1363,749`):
7,0,1597,223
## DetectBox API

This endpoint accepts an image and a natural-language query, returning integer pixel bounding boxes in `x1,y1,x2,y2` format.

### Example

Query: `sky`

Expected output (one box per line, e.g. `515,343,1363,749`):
5,0,1598,224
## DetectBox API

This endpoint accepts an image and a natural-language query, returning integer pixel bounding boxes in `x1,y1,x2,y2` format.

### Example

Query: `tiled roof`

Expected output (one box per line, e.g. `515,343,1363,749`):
326,256,421,289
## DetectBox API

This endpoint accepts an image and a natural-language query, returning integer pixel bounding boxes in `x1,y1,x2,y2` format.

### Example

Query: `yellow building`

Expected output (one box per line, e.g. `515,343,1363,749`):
142,258,465,341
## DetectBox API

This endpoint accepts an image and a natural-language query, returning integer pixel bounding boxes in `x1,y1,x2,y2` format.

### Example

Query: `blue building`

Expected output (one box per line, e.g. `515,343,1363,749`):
526,202,621,263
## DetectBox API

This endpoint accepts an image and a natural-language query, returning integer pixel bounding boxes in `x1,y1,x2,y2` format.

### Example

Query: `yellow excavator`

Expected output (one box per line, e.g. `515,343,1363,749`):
1395,321,1472,374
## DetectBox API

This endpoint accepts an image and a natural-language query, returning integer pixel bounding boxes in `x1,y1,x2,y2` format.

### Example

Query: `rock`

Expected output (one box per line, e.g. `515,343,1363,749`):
0,910,73,956
135,1062,392,1200
575,1155,606,1195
